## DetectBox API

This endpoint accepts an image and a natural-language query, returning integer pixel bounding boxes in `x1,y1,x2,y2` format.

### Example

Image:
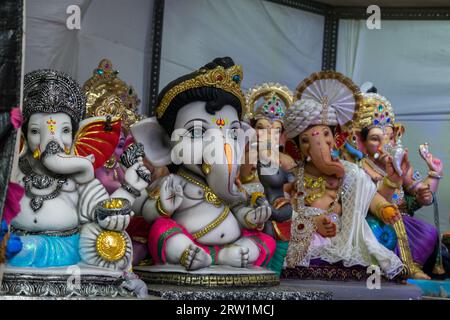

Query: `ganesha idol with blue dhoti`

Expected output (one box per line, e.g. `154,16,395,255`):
1,69,150,297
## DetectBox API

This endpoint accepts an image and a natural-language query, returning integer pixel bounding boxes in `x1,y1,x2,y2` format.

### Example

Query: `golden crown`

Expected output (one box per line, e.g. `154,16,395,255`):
244,82,293,123
155,64,245,119
82,59,143,133
353,92,395,131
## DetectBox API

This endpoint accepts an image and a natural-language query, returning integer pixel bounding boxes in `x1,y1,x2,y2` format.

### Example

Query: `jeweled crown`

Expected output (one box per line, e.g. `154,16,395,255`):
353,92,395,131
155,64,245,119
82,59,143,133
23,69,86,124
244,83,293,123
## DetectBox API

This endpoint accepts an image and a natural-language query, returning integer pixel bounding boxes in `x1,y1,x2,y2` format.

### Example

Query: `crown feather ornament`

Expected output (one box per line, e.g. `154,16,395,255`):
284,71,362,139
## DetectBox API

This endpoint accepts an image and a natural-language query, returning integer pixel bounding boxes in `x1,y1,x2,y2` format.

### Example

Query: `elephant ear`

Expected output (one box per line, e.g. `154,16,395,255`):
285,138,302,162
73,116,121,170
130,117,172,167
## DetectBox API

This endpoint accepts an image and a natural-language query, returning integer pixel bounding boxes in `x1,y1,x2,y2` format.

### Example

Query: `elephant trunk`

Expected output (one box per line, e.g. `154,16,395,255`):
41,141,95,184
205,143,246,205
308,139,345,179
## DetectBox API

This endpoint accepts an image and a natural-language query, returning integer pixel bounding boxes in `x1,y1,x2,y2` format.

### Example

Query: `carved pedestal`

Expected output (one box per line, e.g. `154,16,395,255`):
1,264,134,298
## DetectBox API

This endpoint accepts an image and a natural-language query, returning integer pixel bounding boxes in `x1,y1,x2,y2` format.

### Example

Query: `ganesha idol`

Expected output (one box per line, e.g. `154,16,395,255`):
82,58,144,194
129,57,277,286
282,72,404,279
2,70,150,297
342,86,445,279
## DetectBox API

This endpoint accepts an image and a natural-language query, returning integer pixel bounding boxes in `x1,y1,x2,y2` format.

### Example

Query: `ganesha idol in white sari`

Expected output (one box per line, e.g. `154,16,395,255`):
283,72,404,279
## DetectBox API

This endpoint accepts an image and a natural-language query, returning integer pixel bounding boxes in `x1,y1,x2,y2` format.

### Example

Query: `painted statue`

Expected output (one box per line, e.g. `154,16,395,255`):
7,69,150,272
82,58,143,194
130,57,275,270
240,83,296,275
283,71,404,279
343,86,442,279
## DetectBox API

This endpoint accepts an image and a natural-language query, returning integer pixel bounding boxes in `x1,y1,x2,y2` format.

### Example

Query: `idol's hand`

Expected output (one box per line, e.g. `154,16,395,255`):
124,157,151,191
419,143,443,174
159,174,184,214
98,212,132,231
314,215,337,237
245,205,271,227
416,184,433,206
380,206,401,225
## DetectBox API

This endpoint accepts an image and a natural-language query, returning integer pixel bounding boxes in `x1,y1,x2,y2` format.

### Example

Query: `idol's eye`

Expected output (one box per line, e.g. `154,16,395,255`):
62,127,71,134
228,128,239,140
30,128,39,135
301,137,309,144
324,130,330,137
189,127,204,139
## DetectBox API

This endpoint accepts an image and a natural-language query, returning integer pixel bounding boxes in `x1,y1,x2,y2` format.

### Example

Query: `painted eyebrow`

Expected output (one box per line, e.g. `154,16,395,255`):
229,120,241,127
184,119,208,126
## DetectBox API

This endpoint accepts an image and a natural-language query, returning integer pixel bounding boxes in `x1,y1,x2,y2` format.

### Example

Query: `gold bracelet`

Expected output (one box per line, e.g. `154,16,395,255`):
244,210,258,229
179,247,190,268
250,192,265,206
156,197,171,217
428,171,443,179
383,176,401,189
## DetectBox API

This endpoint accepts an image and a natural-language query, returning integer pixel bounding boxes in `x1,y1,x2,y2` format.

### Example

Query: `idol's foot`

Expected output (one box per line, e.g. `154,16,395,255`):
182,244,212,271
218,245,249,268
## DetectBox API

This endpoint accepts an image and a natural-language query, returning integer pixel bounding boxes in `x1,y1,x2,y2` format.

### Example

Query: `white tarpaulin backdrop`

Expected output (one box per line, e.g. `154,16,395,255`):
337,19,450,231
25,0,154,110
160,0,324,91
24,0,449,231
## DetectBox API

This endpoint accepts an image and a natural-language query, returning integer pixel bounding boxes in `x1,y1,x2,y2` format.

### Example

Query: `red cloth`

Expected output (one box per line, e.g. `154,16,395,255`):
148,217,275,267
4,182,25,224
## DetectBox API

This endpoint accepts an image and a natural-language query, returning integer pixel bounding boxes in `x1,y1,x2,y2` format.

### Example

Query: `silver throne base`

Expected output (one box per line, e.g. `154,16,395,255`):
0,264,135,299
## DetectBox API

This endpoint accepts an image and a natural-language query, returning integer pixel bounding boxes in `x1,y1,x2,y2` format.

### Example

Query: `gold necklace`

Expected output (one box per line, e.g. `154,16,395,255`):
303,174,326,205
178,170,223,207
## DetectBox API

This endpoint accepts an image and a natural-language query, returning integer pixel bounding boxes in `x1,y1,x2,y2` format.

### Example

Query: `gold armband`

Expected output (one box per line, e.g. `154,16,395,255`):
156,197,171,217
428,170,443,179
383,176,401,189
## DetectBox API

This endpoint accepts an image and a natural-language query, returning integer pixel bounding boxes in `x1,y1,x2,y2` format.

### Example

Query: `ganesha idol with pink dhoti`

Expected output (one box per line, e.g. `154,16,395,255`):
128,57,278,286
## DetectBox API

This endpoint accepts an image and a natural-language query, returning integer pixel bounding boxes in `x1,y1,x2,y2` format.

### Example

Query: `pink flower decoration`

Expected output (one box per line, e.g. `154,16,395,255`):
3,182,25,225
10,107,22,129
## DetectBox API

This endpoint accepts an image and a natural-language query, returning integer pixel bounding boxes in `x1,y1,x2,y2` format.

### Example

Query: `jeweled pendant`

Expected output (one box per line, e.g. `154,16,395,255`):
30,196,44,212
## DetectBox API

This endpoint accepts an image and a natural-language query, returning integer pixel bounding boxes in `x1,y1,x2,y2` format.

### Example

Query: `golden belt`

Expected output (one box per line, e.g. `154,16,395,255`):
192,205,230,240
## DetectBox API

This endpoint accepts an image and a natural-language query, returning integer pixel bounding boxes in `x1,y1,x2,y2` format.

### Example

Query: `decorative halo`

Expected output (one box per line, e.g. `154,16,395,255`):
295,71,362,127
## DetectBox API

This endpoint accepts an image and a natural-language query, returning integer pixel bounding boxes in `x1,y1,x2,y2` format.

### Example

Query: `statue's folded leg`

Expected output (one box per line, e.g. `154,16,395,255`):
148,217,212,269
216,230,275,268
8,234,80,268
